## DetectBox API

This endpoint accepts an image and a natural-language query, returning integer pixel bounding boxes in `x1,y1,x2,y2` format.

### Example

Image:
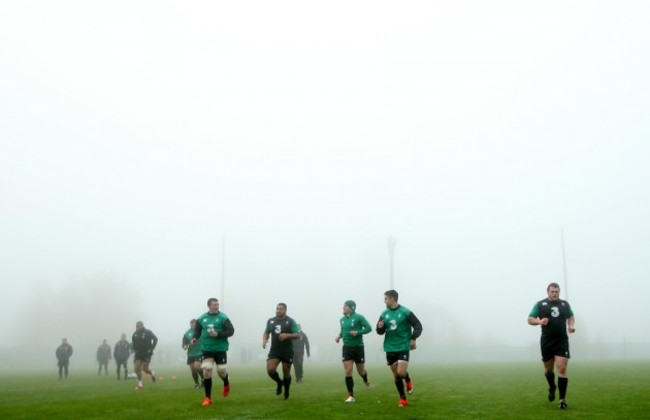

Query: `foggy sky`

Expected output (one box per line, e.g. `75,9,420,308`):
1,1,650,365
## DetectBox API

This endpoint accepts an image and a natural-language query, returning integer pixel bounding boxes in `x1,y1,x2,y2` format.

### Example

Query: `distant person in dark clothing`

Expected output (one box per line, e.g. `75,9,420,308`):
56,338,74,380
292,326,310,383
132,321,158,390
97,339,112,375
114,333,131,380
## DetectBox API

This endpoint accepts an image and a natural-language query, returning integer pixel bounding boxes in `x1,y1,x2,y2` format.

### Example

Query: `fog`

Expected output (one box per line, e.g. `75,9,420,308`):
1,1,650,370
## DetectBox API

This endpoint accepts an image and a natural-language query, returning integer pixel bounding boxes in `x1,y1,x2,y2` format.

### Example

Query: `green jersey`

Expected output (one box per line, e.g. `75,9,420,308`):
183,328,202,357
377,305,423,352
195,311,234,353
339,312,372,347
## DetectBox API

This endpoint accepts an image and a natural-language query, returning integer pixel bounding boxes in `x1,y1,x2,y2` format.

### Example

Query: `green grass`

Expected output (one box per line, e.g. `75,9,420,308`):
1,361,649,419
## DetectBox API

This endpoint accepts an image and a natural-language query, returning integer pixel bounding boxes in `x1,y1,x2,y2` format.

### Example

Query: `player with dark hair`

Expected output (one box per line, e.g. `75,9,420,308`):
55,338,73,380
263,302,301,400
183,319,204,389
335,299,372,403
132,321,158,390
528,282,576,409
113,333,131,380
192,298,235,407
376,290,423,407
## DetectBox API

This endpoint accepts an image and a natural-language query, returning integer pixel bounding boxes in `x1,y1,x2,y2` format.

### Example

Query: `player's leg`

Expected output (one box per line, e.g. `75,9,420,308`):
194,360,204,386
142,361,155,381
555,355,569,408
343,359,355,401
281,360,293,399
134,359,144,389
266,358,283,394
294,353,303,383
356,361,370,387
541,338,557,402
201,356,215,404
64,361,69,379
216,352,230,397
189,360,199,387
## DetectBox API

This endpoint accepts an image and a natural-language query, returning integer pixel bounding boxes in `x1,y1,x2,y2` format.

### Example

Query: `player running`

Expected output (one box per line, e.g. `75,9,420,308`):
335,299,372,403
528,282,576,409
192,298,235,407
376,290,423,407
263,302,301,400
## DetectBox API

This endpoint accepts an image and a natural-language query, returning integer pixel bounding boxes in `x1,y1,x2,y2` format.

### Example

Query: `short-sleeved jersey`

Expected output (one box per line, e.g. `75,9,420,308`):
339,312,372,347
132,329,158,354
378,305,418,352
196,311,233,352
265,315,300,353
183,328,203,357
529,298,574,339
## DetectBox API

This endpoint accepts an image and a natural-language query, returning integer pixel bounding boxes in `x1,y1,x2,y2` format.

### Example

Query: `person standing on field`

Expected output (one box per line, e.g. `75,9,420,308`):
376,290,423,407
96,339,111,375
114,333,131,380
192,298,235,407
263,302,301,400
292,325,310,384
132,321,158,390
335,299,372,403
55,338,74,380
528,282,576,409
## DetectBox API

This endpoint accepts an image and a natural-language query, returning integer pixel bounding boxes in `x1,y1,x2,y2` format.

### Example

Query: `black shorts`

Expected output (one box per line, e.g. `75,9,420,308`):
134,352,152,363
202,351,228,365
187,355,202,365
342,346,366,363
386,351,410,366
540,336,570,361
268,349,293,364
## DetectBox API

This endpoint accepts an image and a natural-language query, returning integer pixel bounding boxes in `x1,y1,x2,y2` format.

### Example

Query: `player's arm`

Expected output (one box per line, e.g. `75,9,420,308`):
360,315,373,335
527,304,547,326
192,321,203,344
408,311,423,340
220,319,235,338
150,331,158,351
376,316,386,335
303,333,310,356
262,331,270,348
566,305,576,333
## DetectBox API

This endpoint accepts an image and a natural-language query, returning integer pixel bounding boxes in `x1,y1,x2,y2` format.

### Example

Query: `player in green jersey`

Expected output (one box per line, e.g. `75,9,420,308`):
376,290,423,407
335,299,372,403
528,282,576,409
263,302,301,400
192,298,235,406
182,319,204,389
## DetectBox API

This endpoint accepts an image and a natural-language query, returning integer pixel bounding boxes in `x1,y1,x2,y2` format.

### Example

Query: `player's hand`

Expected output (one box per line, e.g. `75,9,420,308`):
377,320,385,329
334,336,341,343
190,338,197,345
540,318,549,326
410,339,417,350
262,340,267,349
278,333,289,341
209,330,218,337
350,330,358,337
568,326,576,333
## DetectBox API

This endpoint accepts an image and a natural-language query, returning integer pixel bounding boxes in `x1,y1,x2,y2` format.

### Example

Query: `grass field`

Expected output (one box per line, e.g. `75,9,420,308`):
1,361,649,419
